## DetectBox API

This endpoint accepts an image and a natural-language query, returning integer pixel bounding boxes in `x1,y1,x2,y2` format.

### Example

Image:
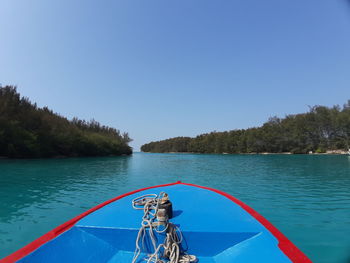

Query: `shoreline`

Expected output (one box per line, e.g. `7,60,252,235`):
0,153,133,160
142,151,350,155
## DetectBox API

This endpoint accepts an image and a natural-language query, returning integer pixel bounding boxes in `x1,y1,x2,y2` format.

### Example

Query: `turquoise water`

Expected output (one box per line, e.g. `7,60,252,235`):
0,153,350,262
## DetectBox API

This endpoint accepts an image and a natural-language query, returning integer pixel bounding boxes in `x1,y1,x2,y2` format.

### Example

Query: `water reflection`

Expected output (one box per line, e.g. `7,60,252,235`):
0,156,131,256
0,156,131,220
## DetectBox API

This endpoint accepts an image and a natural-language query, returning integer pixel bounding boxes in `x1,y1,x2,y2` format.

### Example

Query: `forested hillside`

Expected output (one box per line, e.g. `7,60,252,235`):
141,102,350,154
0,86,132,158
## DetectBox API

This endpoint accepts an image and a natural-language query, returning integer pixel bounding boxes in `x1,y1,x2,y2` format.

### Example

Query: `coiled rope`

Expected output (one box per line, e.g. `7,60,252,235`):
131,192,197,263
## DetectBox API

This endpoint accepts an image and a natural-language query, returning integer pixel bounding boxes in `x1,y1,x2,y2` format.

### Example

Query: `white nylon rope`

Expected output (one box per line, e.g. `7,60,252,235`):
131,192,197,263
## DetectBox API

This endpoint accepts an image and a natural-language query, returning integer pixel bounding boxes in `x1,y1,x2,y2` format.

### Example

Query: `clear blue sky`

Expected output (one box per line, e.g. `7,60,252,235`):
1,0,350,150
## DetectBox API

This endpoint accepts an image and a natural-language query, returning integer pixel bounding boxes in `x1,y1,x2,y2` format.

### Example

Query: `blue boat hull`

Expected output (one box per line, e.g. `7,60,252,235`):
1,182,311,263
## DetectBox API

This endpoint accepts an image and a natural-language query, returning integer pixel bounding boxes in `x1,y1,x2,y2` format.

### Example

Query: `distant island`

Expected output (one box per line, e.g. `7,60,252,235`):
141,101,350,154
0,86,132,158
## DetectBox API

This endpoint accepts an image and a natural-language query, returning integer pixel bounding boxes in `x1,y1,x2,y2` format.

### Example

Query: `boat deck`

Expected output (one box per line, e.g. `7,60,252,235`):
18,184,292,263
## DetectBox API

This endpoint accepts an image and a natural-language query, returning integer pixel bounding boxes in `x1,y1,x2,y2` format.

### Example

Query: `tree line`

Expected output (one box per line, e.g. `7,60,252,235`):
141,101,350,154
0,85,132,158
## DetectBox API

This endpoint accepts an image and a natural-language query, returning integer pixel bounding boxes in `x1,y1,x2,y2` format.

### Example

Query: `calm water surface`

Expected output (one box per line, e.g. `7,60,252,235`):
0,153,350,262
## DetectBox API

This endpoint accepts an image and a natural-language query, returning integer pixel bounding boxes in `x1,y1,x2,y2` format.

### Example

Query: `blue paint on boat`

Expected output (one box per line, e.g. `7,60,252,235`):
6,183,309,262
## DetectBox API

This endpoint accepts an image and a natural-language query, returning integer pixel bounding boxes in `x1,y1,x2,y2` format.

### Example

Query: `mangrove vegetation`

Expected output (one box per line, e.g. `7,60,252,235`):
0,85,132,158
141,101,350,154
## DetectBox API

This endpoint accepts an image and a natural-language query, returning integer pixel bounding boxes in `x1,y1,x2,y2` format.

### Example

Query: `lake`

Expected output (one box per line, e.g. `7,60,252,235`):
0,153,349,262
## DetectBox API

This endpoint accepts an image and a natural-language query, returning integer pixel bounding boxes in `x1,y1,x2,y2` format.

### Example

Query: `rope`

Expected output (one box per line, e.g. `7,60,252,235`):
131,192,197,263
